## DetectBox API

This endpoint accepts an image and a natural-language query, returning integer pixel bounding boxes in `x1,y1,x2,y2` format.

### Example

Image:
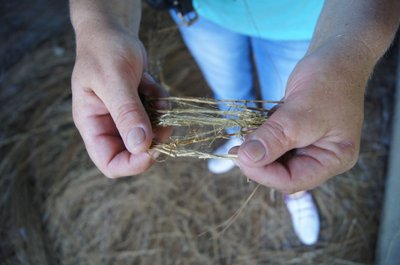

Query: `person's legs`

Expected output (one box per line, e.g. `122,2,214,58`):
251,39,319,245
170,12,255,174
284,191,320,245
171,11,255,102
251,38,310,108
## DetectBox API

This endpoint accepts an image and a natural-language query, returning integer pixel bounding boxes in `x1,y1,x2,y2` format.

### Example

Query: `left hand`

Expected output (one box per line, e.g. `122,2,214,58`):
235,49,368,193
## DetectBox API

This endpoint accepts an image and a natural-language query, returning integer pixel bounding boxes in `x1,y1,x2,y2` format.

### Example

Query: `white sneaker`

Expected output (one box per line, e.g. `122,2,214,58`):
207,137,243,174
284,191,320,245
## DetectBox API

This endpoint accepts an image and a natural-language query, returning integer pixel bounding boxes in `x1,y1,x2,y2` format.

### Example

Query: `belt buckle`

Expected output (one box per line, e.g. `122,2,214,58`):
177,11,198,26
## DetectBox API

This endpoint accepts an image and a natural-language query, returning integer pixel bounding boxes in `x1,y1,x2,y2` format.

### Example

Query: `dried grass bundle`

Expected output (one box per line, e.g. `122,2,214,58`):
145,97,281,159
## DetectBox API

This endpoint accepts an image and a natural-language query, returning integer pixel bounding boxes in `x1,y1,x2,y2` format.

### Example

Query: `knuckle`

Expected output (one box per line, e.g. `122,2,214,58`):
335,139,360,172
346,151,359,169
102,166,120,179
259,119,296,148
343,148,359,171
104,172,119,179
114,102,143,127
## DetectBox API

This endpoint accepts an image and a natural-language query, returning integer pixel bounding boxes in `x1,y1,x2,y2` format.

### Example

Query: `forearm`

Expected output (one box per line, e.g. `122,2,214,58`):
69,0,141,36
306,0,400,81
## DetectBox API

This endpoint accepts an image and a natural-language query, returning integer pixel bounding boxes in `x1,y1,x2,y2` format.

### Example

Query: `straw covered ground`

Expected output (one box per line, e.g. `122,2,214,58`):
0,7,397,265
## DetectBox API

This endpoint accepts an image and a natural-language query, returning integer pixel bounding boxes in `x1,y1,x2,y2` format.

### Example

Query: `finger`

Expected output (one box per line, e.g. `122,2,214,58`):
237,143,357,193
88,118,155,177
73,91,156,177
238,109,299,167
97,74,153,155
238,103,328,168
87,116,156,177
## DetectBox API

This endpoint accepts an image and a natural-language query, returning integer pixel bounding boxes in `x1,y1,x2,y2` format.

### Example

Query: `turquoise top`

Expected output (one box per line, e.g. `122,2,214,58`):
192,0,324,40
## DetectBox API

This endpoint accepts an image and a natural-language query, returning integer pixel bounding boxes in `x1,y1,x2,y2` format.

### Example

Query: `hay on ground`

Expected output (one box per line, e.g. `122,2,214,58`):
0,6,397,265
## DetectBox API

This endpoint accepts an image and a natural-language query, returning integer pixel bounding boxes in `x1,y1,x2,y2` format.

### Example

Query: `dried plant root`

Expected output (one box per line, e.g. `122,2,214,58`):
144,97,281,160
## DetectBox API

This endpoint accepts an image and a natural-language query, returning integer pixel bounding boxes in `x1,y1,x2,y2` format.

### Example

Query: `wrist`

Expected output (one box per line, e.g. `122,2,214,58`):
305,36,375,89
70,3,114,36
70,0,141,38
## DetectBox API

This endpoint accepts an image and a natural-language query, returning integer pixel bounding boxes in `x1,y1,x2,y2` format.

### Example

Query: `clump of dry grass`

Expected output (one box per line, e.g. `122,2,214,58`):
145,97,281,159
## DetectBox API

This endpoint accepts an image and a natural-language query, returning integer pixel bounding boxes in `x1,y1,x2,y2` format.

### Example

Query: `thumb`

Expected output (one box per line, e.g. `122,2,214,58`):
101,76,153,154
238,112,298,167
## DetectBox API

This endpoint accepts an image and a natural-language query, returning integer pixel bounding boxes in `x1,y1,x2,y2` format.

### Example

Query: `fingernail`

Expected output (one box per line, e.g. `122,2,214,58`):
127,127,146,150
242,140,265,162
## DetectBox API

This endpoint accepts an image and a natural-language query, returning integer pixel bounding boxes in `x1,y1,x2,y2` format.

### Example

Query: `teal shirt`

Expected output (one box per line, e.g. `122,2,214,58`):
192,0,324,41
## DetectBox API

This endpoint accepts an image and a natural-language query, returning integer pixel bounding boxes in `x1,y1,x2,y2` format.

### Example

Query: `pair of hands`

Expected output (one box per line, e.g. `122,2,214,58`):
72,25,365,193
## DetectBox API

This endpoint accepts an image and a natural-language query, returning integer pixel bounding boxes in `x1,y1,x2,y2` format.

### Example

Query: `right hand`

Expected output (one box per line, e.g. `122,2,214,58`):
71,23,169,178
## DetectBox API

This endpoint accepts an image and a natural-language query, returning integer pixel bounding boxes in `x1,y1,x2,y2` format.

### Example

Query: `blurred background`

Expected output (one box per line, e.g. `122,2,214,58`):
0,1,399,264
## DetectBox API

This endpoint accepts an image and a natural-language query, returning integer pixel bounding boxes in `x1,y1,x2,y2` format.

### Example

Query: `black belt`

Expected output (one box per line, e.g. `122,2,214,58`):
146,0,198,26
171,0,194,15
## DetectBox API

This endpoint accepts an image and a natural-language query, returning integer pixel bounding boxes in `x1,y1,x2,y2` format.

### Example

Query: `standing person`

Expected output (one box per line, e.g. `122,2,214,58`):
168,1,323,245
69,0,400,246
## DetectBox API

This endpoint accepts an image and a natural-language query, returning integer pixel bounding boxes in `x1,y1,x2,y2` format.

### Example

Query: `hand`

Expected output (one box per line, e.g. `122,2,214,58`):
71,23,169,178
236,49,367,193
234,0,400,193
